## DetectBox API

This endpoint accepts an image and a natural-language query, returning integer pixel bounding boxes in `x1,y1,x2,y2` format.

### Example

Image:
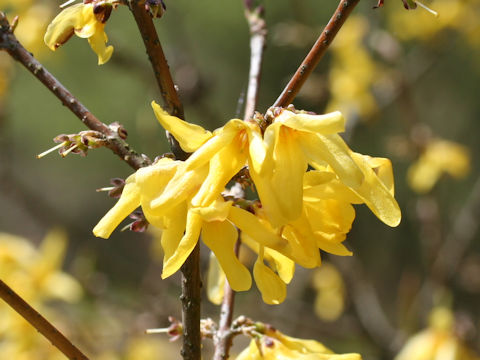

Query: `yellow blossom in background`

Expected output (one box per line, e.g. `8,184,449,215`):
326,16,379,121
312,263,346,322
0,230,82,360
408,139,470,193
44,1,116,65
395,307,480,360
236,328,362,360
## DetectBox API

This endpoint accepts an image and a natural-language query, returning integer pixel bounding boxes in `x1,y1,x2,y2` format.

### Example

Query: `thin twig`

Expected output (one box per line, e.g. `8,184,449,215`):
213,239,242,360
0,279,89,360
243,5,267,121
179,244,202,360
0,12,149,171
127,1,184,119
273,0,360,108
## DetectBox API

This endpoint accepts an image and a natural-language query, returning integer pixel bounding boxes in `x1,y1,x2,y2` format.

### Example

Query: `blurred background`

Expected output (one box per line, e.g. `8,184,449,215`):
1,0,479,359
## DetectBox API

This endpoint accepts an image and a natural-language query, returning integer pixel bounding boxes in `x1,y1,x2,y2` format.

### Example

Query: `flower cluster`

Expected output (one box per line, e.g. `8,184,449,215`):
93,102,401,304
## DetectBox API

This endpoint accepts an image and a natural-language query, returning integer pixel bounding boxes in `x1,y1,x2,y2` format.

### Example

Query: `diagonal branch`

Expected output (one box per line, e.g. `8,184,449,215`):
0,12,149,171
0,279,89,360
273,0,360,107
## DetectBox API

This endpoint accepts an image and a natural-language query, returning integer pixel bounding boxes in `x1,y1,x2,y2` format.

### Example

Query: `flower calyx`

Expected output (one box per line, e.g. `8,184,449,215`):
37,130,107,158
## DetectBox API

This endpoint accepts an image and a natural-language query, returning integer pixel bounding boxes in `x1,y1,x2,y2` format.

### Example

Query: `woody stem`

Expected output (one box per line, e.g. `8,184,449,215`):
273,0,360,107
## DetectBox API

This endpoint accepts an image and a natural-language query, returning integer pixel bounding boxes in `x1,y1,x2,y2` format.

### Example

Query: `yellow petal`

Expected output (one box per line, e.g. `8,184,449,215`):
365,156,395,195
228,206,289,254
206,252,226,305
191,132,248,207
151,101,212,152
162,209,202,279
300,132,364,189
247,122,267,174
160,202,188,267
282,220,321,269
253,247,287,305
149,164,208,216
202,220,252,292
236,340,262,360
350,152,401,227
190,198,232,222
265,247,295,284
93,174,140,239
275,109,346,135
87,24,113,65
44,3,85,50
182,122,240,172
270,126,307,222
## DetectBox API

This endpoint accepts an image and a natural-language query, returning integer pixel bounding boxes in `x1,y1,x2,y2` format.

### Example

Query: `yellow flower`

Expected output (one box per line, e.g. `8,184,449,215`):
312,263,346,322
236,328,362,360
44,2,115,65
395,307,480,360
254,107,362,227
408,139,470,193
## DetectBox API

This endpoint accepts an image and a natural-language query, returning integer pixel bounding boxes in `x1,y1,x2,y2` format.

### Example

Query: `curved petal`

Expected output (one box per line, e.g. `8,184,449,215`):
87,24,113,65
300,132,364,189
202,220,252,292
271,126,307,222
44,3,86,50
149,164,208,216
151,101,212,152
160,202,188,267
253,247,287,305
275,109,346,135
247,122,267,174
350,152,401,227
93,174,140,239
191,133,248,207
162,209,202,279
190,198,232,222
228,206,289,254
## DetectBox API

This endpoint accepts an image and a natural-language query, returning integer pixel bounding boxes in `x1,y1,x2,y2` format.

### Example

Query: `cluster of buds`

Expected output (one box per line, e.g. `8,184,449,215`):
37,130,107,158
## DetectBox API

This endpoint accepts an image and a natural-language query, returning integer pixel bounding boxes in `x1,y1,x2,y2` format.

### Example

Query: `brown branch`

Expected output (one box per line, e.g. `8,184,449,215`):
0,279,89,360
243,6,267,121
180,244,202,360
0,12,149,171
273,0,360,108
127,1,184,119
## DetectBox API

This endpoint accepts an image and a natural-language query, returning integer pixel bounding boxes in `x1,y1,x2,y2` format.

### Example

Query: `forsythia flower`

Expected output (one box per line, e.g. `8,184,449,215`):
408,139,470,193
236,328,362,360
395,307,480,360
44,1,116,65
93,102,401,304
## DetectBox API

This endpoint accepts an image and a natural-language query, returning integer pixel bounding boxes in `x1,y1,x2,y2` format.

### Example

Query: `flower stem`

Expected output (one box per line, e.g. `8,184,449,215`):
0,279,90,360
243,5,267,121
0,12,149,171
273,0,360,107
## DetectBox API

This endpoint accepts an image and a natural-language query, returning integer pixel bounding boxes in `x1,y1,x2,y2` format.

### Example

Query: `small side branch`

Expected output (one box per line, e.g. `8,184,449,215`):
213,239,242,360
273,0,360,107
127,1,184,119
243,5,267,121
0,279,89,360
0,12,149,170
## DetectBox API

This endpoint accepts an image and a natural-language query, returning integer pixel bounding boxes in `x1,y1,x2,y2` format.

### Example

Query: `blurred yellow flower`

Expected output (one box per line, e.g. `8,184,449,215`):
395,307,480,360
408,139,470,193
236,328,362,360
312,263,346,322
0,230,82,360
44,1,115,65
